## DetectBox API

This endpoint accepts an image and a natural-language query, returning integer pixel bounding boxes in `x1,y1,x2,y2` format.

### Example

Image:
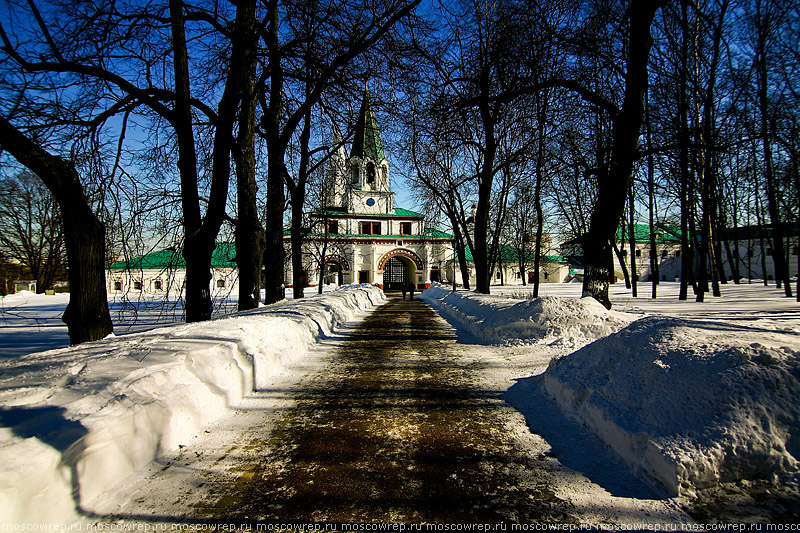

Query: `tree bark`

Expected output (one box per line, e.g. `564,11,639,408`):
262,0,288,306
473,96,496,295
291,108,314,300
169,0,213,322
581,1,666,308
0,117,112,344
234,0,266,311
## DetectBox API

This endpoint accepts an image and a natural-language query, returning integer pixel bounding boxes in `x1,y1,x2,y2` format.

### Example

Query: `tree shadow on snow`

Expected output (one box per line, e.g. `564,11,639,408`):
0,405,89,512
505,375,668,501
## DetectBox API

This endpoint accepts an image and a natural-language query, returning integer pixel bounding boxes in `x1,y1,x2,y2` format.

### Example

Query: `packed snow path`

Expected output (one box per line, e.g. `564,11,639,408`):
195,295,571,522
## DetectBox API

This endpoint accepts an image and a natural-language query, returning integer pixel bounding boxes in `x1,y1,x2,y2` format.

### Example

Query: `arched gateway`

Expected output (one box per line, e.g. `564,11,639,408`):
378,248,423,291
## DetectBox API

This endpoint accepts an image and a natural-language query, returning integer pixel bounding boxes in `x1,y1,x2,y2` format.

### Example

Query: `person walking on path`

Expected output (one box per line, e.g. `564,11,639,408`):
408,282,415,300
401,283,407,300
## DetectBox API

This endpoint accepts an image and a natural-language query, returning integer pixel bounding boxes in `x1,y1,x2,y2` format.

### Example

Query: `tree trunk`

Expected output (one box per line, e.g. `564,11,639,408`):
170,0,213,322
234,0,265,311
582,1,666,308
755,3,792,297
613,240,631,289
627,190,637,297
678,0,693,301
262,0,287,305
645,93,659,298
533,94,546,298
0,117,112,344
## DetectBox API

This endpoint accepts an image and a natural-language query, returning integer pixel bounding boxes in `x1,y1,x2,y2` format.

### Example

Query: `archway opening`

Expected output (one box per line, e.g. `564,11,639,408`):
384,257,407,291
324,261,344,286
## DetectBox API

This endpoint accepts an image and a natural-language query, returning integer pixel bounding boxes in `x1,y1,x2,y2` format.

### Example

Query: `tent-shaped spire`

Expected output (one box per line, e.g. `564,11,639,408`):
350,81,385,161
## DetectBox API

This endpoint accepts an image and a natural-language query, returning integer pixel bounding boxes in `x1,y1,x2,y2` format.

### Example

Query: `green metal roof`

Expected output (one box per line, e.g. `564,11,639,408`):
616,224,681,244
459,244,566,264
394,207,425,218
350,83,385,161
108,243,237,270
424,229,453,238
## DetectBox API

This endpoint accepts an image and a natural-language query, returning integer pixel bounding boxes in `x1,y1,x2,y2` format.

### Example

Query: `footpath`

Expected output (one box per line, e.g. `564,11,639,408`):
195,295,572,522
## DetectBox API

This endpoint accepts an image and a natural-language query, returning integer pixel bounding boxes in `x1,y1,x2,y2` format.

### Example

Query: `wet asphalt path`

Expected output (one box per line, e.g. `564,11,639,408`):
198,296,571,523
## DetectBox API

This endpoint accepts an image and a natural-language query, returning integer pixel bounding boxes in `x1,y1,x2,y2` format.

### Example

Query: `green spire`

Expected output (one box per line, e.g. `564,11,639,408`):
350,81,385,160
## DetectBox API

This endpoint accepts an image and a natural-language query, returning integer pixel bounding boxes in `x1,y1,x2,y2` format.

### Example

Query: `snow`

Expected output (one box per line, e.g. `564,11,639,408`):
420,282,800,497
0,286,336,359
0,285,384,524
418,283,638,350
2,279,800,523
542,316,800,497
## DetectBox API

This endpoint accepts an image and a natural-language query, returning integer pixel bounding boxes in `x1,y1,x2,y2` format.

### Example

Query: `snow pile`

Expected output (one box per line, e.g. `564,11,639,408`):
418,283,636,348
0,285,384,524
543,316,800,496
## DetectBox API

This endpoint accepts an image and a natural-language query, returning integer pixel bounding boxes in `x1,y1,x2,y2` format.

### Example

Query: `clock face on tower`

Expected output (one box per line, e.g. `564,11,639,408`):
366,198,375,207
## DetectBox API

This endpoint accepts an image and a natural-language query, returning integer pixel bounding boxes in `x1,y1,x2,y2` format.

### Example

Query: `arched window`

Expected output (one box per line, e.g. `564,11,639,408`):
366,162,376,184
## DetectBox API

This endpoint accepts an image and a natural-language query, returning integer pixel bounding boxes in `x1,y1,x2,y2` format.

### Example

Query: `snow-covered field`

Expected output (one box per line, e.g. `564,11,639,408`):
0,285,384,524
419,282,800,501
0,287,334,359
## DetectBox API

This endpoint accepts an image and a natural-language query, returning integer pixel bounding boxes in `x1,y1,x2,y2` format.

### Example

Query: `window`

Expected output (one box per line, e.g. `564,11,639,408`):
327,221,339,235
674,250,681,258
154,280,163,291
621,250,628,257
216,279,226,288
359,221,381,235
400,222,412,235
635,249,642,258
133,281,142,290
113,281,122,291
366,162,376,184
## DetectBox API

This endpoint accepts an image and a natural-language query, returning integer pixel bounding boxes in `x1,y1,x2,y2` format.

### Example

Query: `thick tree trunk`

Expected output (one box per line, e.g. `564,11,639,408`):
447,211,471,290
262,0,287,306
264,149,287,305
473,135,495,294
0,117,112,344
235,0,265,311
170,0,213,322
582,1,666,309
291,205,306,299
291,108,314,300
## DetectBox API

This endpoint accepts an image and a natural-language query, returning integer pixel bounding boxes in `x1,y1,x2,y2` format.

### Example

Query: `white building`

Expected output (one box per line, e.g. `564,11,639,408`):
613,225,683,282
284,84,454,291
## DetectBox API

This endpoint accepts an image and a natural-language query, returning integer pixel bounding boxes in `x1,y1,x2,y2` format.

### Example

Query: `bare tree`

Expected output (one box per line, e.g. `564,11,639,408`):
0,171,66,292
0,117,113,344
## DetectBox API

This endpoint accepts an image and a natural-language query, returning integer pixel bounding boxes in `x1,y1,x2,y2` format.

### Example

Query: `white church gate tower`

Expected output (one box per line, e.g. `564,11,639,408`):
285,82,454,291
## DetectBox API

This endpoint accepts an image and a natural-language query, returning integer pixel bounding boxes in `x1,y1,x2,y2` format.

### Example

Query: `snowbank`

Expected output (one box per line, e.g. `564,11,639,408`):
418,283,636,348
420,284,800,497
0,285,384,524
543,316,800,496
